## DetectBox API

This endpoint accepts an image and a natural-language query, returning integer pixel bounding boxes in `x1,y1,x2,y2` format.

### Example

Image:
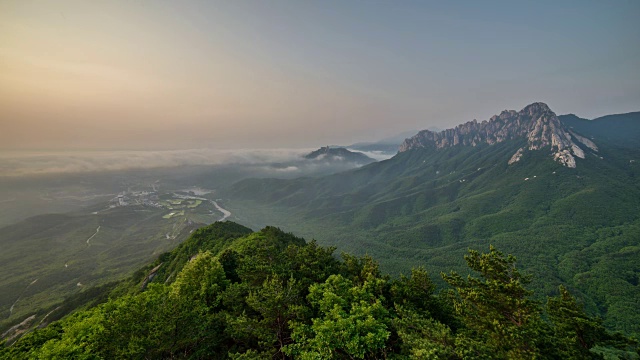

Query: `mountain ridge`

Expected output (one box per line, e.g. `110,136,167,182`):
6,221,637,358
399,102,599,168
304,146,376,165
560,111,640,148
224,103,640,335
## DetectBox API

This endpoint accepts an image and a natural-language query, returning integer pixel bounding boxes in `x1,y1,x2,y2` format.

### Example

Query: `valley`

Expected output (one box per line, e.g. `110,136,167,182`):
0,150,367,338
223,106,640,336
0,175,229,333
3,2,638,356
3,222,638,358
1,106,639,348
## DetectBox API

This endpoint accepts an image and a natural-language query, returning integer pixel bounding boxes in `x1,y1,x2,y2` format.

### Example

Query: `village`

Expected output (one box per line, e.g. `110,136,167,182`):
107,187,228,222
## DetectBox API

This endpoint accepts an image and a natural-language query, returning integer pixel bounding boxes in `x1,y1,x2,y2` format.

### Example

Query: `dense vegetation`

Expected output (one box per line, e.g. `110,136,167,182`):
2,222,637,359
225,113,640,336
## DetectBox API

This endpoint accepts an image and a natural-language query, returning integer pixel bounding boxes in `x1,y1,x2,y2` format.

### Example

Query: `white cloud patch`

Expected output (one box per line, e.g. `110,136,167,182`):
346,149,396,161
0,148,314,177
273,166,300,172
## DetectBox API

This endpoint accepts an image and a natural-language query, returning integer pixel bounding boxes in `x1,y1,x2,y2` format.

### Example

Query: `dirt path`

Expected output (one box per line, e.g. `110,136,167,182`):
9,279,38,317
86,226,100,245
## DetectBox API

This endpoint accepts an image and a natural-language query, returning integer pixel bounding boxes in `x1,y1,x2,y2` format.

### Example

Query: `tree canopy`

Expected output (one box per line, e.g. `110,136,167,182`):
2,222,637,359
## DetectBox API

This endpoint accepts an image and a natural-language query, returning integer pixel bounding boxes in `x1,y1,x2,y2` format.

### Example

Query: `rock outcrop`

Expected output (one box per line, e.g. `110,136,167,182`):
399,102,597,168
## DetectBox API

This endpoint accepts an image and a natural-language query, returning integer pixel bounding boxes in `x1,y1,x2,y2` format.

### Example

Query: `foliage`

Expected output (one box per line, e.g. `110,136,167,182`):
285,274,392,359
226,120,640,337
442,246,542,359
547,285,637,359
3,222,638,359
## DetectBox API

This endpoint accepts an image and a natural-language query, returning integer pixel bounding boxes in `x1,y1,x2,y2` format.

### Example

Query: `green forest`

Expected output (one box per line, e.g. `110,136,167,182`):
225,113,640,338
3,222,637,359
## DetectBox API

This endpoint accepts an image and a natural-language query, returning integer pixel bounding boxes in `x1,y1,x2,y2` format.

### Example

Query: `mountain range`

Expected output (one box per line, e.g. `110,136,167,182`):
1,102,639,349
399,102,597,168
226,103,640,335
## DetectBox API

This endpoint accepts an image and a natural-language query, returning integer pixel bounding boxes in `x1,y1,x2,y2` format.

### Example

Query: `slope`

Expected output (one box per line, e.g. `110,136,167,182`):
4,221,637,359
0,205,200,335
560,112,640,148
224,104,640,335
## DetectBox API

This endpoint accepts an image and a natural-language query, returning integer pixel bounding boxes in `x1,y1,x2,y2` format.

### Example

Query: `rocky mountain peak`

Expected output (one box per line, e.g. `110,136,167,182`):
399,102,598,168
522,102,552,116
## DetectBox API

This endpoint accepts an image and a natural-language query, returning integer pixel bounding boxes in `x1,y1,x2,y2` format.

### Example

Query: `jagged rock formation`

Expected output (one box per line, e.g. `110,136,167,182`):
399,102,598,168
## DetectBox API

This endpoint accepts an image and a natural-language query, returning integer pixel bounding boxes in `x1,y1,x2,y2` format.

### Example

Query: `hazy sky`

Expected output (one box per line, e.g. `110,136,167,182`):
1,0,639,150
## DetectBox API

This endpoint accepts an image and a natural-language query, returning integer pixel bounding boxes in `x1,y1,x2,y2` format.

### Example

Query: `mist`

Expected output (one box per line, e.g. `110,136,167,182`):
0,147,392,178
0,148,311,177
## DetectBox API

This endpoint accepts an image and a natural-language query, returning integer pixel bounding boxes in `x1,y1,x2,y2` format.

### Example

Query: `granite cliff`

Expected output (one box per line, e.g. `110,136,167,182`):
399,102,598,168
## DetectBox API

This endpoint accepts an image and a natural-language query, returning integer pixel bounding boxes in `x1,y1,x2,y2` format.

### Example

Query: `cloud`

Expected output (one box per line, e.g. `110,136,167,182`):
273,166,300,172
0,148,314,177
345,149,396,161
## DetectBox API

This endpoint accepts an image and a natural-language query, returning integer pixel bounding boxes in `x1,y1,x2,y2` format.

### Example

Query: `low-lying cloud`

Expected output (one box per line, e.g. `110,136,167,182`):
345,149,395,161
0,148,314,177
0,148,387,177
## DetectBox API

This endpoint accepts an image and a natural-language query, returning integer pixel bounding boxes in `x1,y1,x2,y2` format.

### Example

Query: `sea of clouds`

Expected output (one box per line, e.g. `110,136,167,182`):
0,148,395,177
0,148,313,177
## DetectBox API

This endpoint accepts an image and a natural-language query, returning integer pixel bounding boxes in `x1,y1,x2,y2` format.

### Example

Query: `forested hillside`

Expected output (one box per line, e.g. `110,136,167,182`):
225,109,640,336
2,222,637,359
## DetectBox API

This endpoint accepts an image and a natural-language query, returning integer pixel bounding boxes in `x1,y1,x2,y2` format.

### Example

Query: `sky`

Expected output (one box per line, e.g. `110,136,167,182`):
1,0,639,151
